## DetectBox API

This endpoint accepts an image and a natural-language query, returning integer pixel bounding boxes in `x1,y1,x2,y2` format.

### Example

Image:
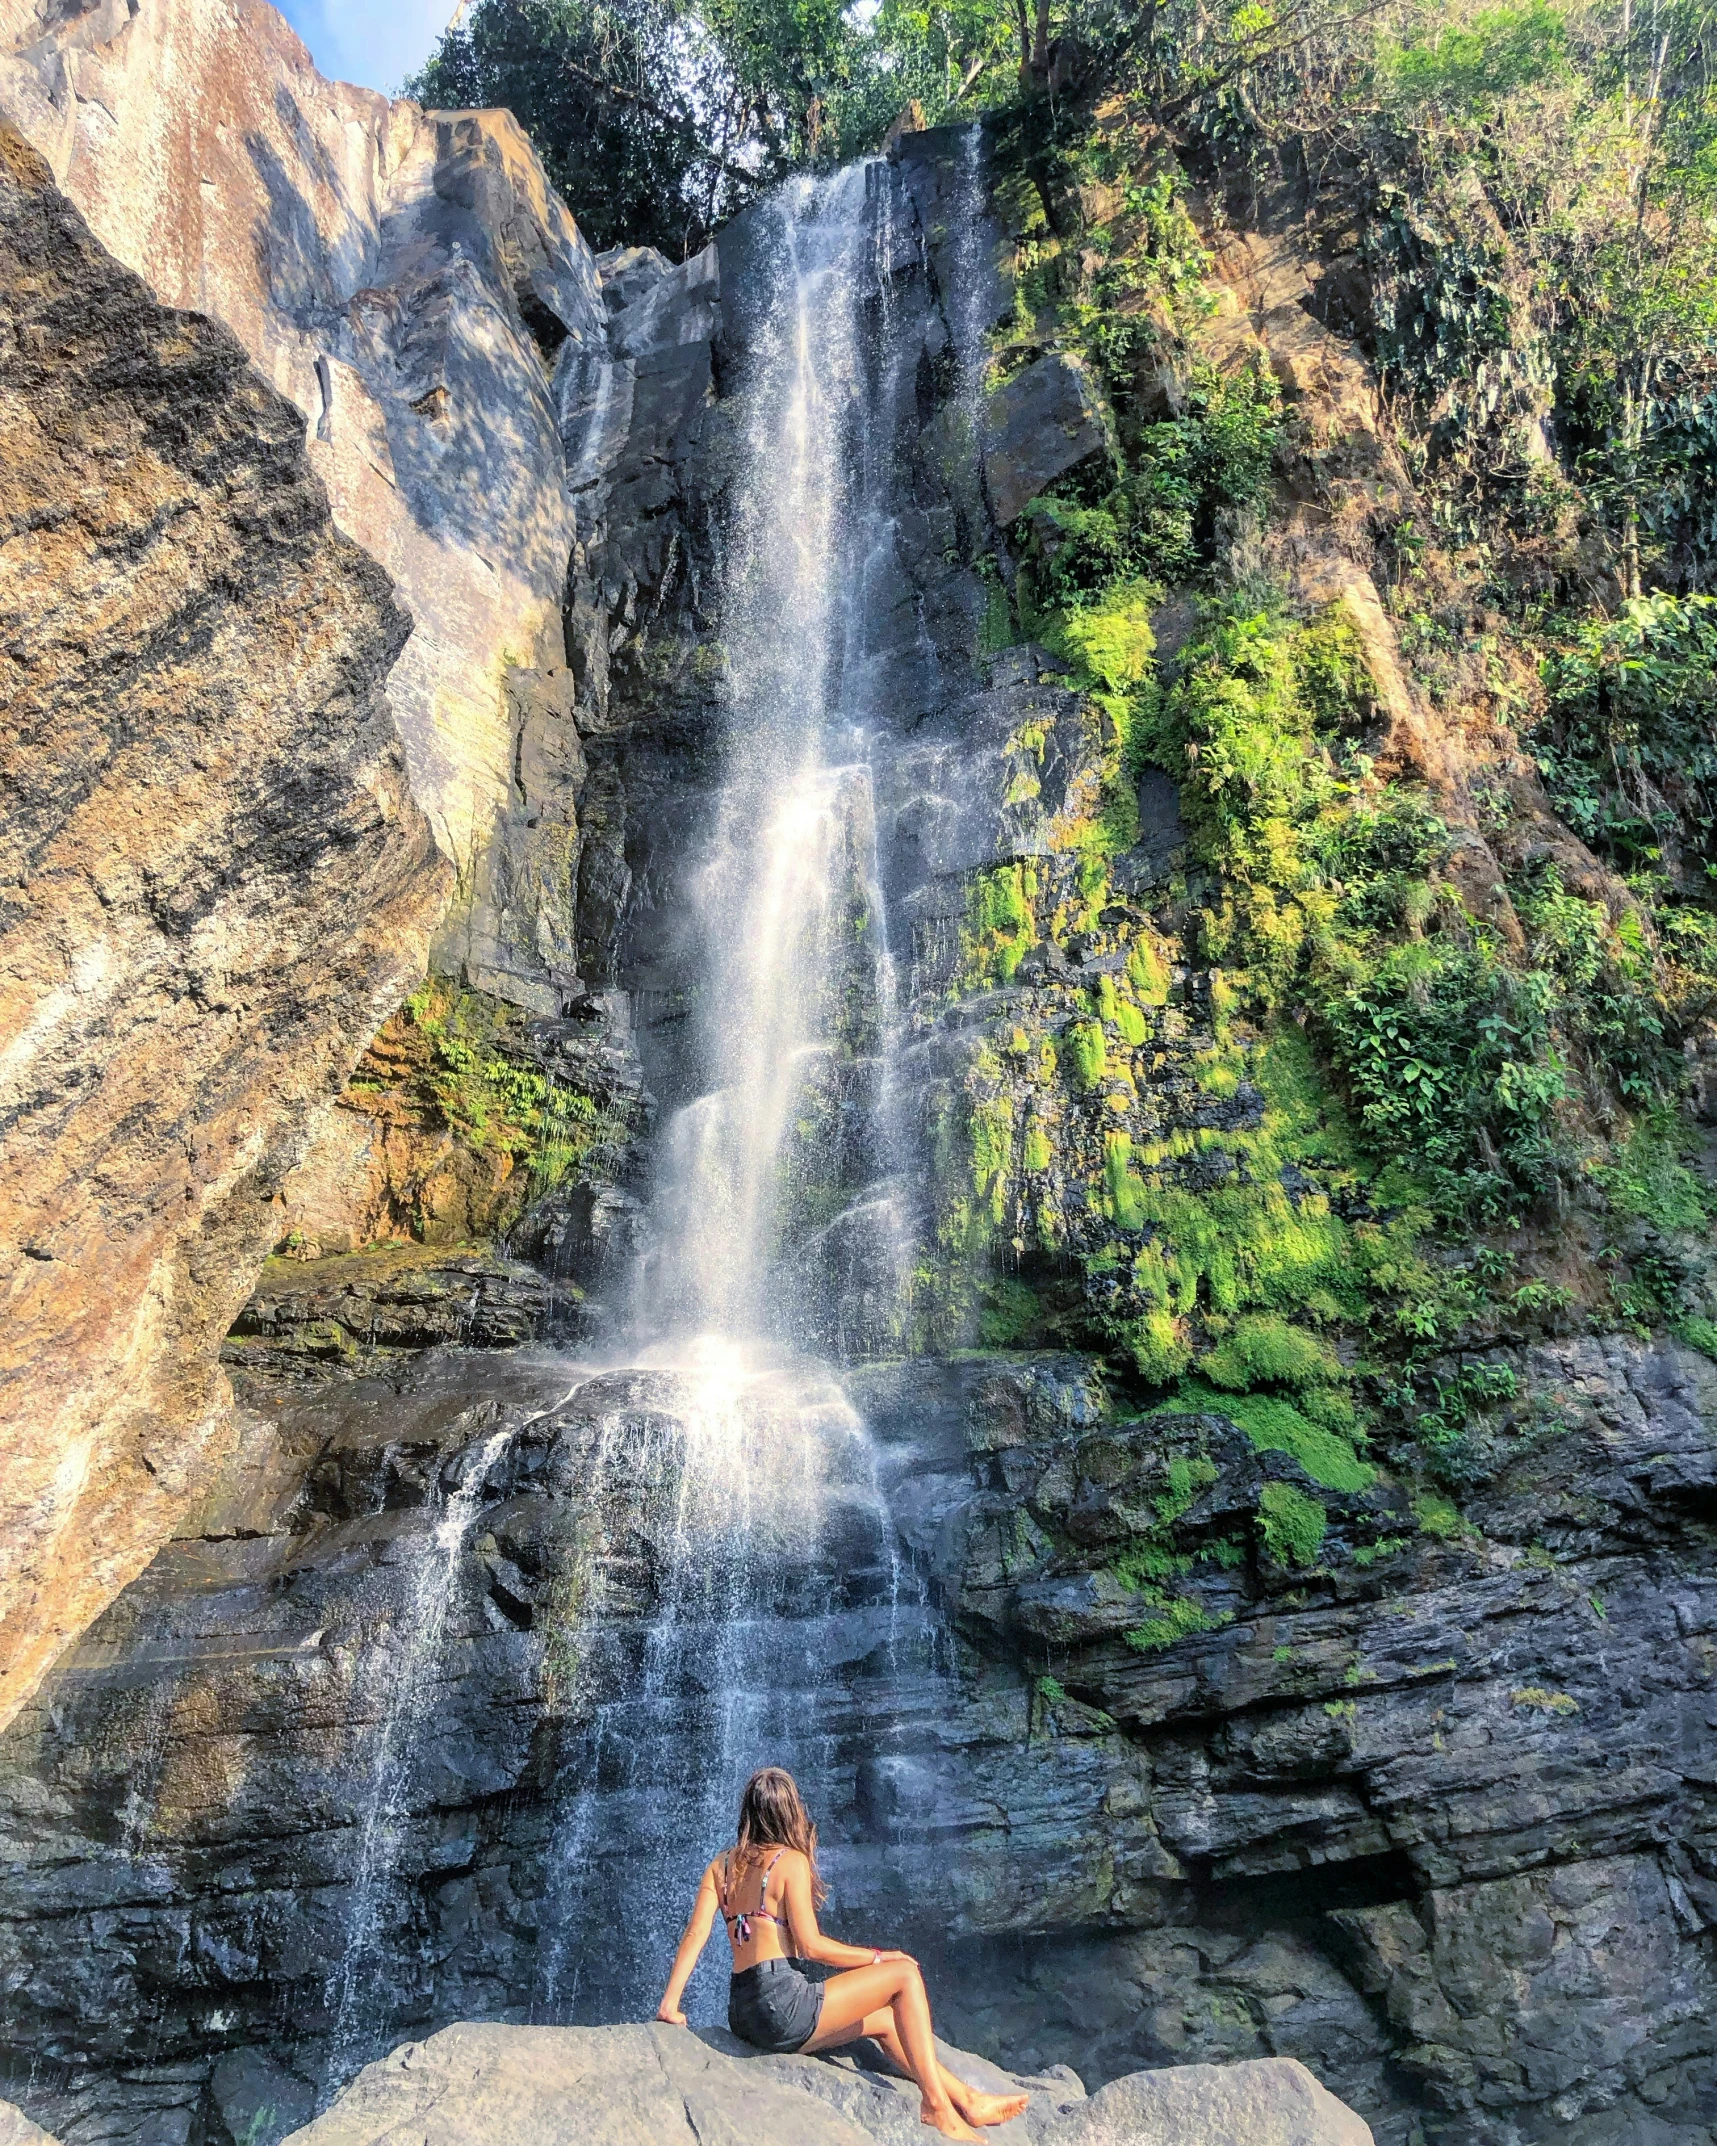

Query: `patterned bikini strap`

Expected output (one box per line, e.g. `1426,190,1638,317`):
725,1846,786,1945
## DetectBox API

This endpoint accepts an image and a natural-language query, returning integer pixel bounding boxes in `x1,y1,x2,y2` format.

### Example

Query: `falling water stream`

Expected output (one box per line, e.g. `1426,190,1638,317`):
328,1429,517,2071
324,154,961,2057
638,162,888,1343
530,160,940,2024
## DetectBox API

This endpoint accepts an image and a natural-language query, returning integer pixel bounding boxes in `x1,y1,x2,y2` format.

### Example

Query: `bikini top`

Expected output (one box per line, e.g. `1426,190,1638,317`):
719,1846,787,1948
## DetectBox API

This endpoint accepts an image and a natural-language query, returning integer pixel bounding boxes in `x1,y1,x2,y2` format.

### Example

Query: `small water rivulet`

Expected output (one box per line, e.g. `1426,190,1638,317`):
327,1427,516,2071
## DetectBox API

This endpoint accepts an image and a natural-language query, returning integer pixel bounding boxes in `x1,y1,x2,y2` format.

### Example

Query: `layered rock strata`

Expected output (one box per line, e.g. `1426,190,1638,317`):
22,1329,1710,2144
0,0,607,1005
0,125,445,1726
0,0,666,1723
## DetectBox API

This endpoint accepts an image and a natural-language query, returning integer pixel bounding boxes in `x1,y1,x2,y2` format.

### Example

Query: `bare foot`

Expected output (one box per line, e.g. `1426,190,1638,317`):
921,2105,984,2142
959,2089,1029,2127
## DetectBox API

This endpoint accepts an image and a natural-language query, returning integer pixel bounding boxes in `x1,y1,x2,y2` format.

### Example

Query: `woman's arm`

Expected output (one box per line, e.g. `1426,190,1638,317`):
656,1862,721,2024
780,1851,912,1969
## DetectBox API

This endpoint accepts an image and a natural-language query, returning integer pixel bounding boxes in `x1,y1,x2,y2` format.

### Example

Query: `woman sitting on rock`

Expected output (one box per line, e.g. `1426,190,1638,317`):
656,1765,1026,2140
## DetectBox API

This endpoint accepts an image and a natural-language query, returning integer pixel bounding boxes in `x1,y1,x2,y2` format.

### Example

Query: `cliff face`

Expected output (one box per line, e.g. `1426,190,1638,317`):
2,39,1716,2146
0,0,607,1009
0,125,447,1723
0,0,638,1720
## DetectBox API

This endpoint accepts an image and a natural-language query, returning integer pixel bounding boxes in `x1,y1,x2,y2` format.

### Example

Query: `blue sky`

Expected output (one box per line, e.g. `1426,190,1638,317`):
275,0,452,94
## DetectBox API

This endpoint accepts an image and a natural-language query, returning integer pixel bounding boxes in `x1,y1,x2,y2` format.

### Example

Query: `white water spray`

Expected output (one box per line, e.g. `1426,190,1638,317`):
327,1428,513,2075
636,167,888,1349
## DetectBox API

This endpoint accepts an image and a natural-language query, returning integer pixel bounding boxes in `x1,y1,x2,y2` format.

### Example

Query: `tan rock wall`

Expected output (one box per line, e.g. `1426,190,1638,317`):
0,125,448,1726
0,0,608,998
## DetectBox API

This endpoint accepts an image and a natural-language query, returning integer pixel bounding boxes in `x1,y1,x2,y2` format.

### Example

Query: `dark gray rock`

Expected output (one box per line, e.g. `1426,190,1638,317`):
210,2051,316,2146
221,1249,561,1384
983,356,1110,523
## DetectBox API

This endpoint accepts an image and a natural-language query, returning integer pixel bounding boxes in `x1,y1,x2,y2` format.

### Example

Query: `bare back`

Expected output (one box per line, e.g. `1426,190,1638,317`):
716,1843,799,1967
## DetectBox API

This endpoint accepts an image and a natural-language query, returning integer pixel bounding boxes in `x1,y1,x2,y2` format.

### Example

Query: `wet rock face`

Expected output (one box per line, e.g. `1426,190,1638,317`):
0,1349,1145,2144
262,988,651,1274
22,1336,1713,2146
0,125,445,1728
982,353,1109,523
223,1250,561,1384
913,1342,1717,2146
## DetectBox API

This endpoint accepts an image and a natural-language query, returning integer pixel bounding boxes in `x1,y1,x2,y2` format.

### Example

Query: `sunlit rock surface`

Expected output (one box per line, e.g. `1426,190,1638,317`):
0,123,445,1728
0,2101,59,2146
280,2023,1372,2146
0,0,606,1000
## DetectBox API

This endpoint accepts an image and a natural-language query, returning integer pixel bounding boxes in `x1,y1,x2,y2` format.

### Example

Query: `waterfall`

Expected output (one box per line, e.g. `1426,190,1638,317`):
532,160,947,2024
532,1350,904,2020
326,1428,513,2078
635,164,886,1347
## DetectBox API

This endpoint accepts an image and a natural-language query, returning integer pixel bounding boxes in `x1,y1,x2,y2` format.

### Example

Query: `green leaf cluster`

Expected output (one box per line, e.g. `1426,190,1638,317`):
1020,360,1281,607
1138,599,1682,1217
1258,1481,1330,1567
396,977,611,1196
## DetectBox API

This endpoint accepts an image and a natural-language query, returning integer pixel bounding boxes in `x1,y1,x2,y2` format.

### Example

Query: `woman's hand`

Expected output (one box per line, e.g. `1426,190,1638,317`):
656,2004,688,2026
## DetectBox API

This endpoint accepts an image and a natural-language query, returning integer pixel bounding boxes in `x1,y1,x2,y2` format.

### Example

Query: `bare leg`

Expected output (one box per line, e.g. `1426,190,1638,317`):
802,1962,982,2140
866,2015,1029,2129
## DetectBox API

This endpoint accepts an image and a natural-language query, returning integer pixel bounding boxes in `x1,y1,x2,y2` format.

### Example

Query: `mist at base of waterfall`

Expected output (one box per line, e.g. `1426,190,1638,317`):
524,1338,936,2027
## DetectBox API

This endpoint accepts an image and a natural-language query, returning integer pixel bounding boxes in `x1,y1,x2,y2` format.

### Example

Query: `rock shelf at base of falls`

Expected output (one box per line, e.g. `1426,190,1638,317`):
259,2023,1372,2146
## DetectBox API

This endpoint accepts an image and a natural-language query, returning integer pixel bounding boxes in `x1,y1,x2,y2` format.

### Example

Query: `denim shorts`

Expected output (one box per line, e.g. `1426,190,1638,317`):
728,1956,826,2053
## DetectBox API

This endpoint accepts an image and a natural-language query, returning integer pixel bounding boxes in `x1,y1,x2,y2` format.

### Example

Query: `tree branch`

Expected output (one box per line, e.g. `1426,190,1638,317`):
1152,0,1394,122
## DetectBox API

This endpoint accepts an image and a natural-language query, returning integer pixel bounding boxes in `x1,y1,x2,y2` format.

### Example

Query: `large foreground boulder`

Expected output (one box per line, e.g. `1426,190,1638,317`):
0,2100,59,2146
281,2022,1373,2146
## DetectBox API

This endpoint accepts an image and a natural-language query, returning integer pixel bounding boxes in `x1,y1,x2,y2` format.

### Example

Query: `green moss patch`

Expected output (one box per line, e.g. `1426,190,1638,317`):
1152,1381,1374,1492
1259,1482,1330,1567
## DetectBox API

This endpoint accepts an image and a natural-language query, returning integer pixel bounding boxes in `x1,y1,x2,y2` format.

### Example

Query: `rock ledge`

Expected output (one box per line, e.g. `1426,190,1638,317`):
276,2021,1373,2146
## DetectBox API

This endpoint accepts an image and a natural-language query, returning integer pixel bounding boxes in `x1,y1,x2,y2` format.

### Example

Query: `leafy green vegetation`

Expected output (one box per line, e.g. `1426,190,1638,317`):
1535,595,1717,1042
1152,1381,1375,1492
1020,362,1282,607
1258,1482,1329,1567
1124,1591,1232,1651
372,976,619,1198
1201,1313,1343,1393
962,862,1039,985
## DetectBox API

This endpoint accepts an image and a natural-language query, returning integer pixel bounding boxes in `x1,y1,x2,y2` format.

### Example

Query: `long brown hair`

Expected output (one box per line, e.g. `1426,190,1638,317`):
733,1766,827,1905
